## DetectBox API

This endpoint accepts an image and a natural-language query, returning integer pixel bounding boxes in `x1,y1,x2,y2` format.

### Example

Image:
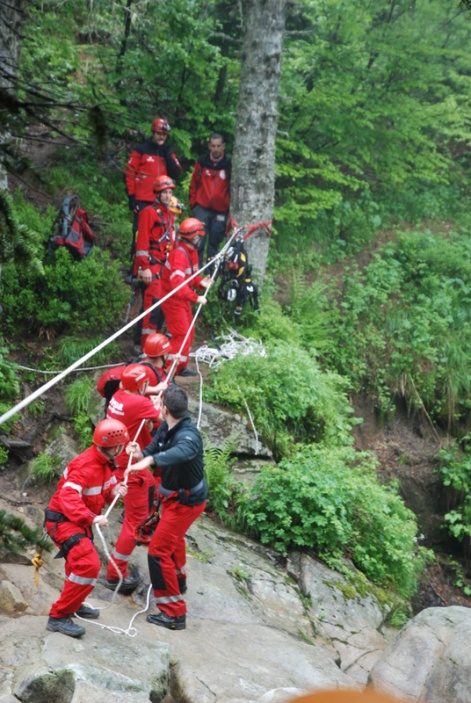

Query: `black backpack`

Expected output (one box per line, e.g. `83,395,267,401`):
49,195,96,260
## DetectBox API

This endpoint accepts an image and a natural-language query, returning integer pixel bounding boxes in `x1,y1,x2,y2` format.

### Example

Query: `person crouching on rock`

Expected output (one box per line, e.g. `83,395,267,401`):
44,419,129,638
126,386,208,630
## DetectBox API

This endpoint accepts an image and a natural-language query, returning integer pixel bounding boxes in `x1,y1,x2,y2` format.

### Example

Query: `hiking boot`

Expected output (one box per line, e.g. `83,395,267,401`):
146,611,186,630
46,616,85,638
104,571,141,595
75,604,100,619
178,367,197,377
178,576,187,594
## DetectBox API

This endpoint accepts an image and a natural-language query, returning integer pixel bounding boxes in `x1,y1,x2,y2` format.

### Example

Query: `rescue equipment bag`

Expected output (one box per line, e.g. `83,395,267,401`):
216,235,260,318
49,195,96,259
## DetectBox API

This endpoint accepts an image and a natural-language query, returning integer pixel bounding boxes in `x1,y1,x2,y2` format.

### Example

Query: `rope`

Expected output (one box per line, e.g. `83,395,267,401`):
192,329,266,448
167,245,223,382
0,224,251,427
0,246,223,427
77,418,149,637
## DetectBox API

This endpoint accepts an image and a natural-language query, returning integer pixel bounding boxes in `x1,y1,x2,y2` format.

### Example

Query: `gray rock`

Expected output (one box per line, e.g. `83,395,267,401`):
369,606,471,702
188,397,272,457
0,580,27,616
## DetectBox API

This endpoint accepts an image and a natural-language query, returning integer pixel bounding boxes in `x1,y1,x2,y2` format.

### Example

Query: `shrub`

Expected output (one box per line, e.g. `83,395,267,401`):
204,340,356,460
236,445,428,597
1,246,128,335
203,438,240,522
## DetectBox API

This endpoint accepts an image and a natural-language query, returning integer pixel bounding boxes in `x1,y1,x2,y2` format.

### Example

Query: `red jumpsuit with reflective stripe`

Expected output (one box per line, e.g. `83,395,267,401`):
106,390,160,580
45,445,118,618
134,203,175,348
161,243,204,375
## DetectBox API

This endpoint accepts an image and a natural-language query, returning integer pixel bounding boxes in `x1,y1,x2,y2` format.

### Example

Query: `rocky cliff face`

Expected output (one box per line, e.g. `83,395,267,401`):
1,396,471,702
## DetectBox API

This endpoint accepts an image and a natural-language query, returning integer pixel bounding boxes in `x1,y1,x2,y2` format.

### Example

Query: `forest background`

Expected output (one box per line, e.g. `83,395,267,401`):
1,0,471,614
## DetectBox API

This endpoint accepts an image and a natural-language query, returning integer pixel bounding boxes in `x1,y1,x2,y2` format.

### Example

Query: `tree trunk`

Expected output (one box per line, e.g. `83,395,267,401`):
0,0,28,189
230,0,287,285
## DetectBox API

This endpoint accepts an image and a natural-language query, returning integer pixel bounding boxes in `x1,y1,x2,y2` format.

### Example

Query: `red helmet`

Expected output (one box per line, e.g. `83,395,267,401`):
144,333,171,358
153,175,175,193
178,218,206,241
151,117,171,133
93,419,129,448
121,364,150,392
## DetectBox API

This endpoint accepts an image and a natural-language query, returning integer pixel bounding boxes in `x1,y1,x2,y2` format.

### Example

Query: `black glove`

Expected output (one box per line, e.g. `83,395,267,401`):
128,194,136,211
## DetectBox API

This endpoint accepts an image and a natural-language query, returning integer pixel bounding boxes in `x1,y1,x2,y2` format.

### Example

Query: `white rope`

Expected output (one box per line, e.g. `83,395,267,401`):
193,328,267,369
79,419,151,637
0,234,239,427
192,329,266,449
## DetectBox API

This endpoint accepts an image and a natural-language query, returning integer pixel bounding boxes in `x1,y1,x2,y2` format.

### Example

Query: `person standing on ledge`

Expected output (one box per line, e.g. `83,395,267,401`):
189,132,231,267
126,386,208,630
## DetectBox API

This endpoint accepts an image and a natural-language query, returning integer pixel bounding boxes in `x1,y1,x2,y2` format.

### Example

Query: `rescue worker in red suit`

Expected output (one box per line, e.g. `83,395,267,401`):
125,117,181,240
126,386,207,630
96,333,171,413
161,218,213,377
134,175,176,351
44,419,129,638
104,364,161,593
189,132,231,267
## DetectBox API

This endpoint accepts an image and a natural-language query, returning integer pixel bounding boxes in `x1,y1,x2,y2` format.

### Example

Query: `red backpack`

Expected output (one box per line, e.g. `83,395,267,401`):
49,195,96,259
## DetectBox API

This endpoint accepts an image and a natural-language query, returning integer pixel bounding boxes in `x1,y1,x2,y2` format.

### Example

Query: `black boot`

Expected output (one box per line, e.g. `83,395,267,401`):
46,616,85,638
146,611,186,630
104,570,141,595
74,604,100,619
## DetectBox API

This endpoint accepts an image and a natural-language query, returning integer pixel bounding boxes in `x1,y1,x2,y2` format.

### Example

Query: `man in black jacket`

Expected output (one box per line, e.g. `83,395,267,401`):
126,386,207,630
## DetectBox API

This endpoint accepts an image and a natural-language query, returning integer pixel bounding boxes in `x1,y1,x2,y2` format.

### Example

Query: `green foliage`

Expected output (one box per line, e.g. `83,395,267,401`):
437,436,471,544
1,245,128,335
65,377,94,416
275,0,471,244
203,438,239,520
236,445,428,596
73,413,94,451
57,336,120,367
0,190,45,272
205,341,355,460
0,510,52,559
65,378,95,449
0,446,8,469
321,230,471,425
30,452,60,484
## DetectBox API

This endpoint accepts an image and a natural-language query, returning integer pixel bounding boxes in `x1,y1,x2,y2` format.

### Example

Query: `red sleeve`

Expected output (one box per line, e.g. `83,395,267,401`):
189,163,201,209
167,249,199,302
134,206,154,270
58,470,96,527
125,150,141,196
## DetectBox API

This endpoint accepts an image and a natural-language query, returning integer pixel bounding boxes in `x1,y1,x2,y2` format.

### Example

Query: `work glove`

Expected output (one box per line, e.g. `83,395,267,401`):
128,194,136,211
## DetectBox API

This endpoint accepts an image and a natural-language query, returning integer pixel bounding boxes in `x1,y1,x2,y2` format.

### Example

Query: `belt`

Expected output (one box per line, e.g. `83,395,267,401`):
158,478,204,497
44,508,70,523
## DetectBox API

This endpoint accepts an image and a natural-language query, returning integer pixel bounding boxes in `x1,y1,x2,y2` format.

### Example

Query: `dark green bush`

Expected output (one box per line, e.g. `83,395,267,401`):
236,445,428,597
204,341,356,460
1,246,128,335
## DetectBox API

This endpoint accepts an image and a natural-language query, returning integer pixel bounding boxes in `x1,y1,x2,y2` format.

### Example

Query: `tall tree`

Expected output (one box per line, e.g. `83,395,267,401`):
0,0,29,189
230,0,287,283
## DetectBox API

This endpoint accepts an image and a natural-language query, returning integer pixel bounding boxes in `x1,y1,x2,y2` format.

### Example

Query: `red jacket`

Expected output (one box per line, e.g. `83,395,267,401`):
125,139,182,202
47,445,118,529
189,153,231,213
134,203,175,276
161,242,203,303
106,389,160,472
